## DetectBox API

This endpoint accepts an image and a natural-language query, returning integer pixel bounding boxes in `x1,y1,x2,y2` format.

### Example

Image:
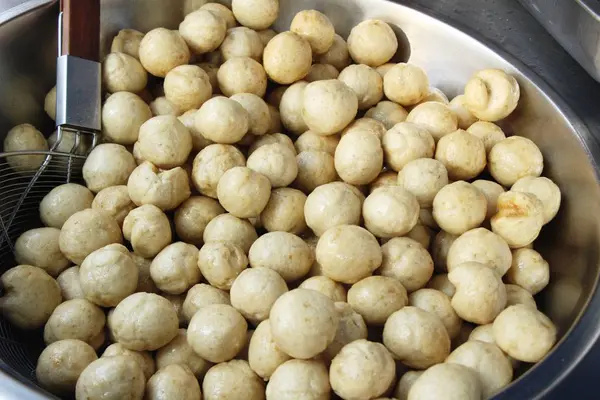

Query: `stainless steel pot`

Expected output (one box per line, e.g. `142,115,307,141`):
1,0,600,399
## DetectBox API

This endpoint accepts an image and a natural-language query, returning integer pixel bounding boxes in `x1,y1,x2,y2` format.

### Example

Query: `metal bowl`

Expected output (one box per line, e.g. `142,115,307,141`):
1,0,600,398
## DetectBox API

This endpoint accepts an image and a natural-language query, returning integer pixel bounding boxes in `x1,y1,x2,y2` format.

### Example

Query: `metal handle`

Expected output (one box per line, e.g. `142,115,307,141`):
59,0,100,60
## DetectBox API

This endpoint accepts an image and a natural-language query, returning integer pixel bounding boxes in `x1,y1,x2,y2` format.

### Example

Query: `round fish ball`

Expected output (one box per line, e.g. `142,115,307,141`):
146,364,200,400
230,93,270,135
302,79,358,135
57,266,84,300
199,241,247,290
163,294,186,326
102,343,155,381
156,329,211,379
192,144,245,198
102,92,152,145
493,304,557,362
383,63,429,106
449,94,478,129
232,0,278,29
432,181,487,235
164,65,212,111
383,306,451,369
316,225,382,284
365,101,408,129
409,288,462,339
447,227,512,276
348,19,398,67
203,360,265,399
472,179,505,219
435,129,486,180
448,261,507,324
426,274,456,298
342,117,387,140
203,213,257,253
379,237,433,292
406,101,458,141
230,267,287,323
263,32,312,84
505,283,537,308
347,276,408,325
330,339,396,400
188,304,247,362
82,143,136,192
183,283,230,323
363,186,420,238
139,28,190,77
338,64,384,110
102,52,147,93
335,130,383,185
15,227,69,277
294,150,338,193
422,87,449,104
491,191,544,248
488,136,544,186
382,122,435,172
316,33,351,70
304,181,364,236
122,204,171,258
249,232,313,281
260,187,307,234
199,2,235,27
150,242,200,294
280,81,309,134
248,320,291,380
4,123,48,172
175,196,224,246
466,121,506,153
136,115,192,169
464,68,520,121
290,9,334,54
218,57,267,97
407,363,482,400
247,143,297,187
394,370,424,400
306,63,339,82
127,162,191,210
512,176,561,224
111,28,144,59
299,276,347,302
375,62,396,77
43,299,104,348
266,359,330,400
419,207,438,230
322,302,367,362
92,185,135,227
405,223,433,249
505,248,550,295
179,9,226,54
257,28,277,46
76,355,145,399
44,86,57,120
370,170,398,193
220,26,264,61
150,96,182,116
196,63,220,94
217,166,271,218
195,96,249,144
397,158,448,207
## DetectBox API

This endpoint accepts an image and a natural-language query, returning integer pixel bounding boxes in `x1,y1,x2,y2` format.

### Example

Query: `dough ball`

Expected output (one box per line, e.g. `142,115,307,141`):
232,0,278,29
383,63,429,106
164,65,212,111
195,96,249,144
365,101,408,130
472,179,505,219
80,244,138,306
447,227,512,277
304,181,364,236
379,237,433,292
505,248,549,295
280,81,309,134
3,123,48,172
260,187,307,234
136,115,192,169
139,28,190,77
316,33,351,70
257,28,277,46
203,213,258,253
217,166,271,218
150,242,200,294
188,303,248,362
75,355,145,400
247,143,297,187
407,363,482,400
266,359,330,400
150,96,182,116
249,232,313,281
196,63,220,95
248,319,291,380
220,26,264,61
335,130,383,185
111,28,144,59
466,121,506,153
92,185,135,227
183,283,231,323
505,283,537,308
192,144,245,198
290,9,334,55
303,79,358,135
230,93,270,135
370,170,398,193
199,241,247,290
122,204,172,258
448,261,507,324
15,227,69,277
347,19,398,67
363,186,420,238
174,197,224,246
179,9,227,54
102,52,147,93
102,91,152,145
102,343,155,381
43,298,104,349
263,32,312,84
419,207,438,230
382,122,435,172
57,266,84,300
342,117,387,140
375,62,395,77
339,64,384,110
421,87,449,104
330,339,396,399
36,339,97,395
383,306,451,369
83,143,136,192
493,304,557,362
44,86,57,120
394,371,424,400
426,274,456,298
489,135,544,186
512,176,561,224
269,288,339,359
230,267,287,323
295,150,338,192
432,181,487,235
145,364,200,400
347,276,408,325
218,57,267,97
406,101,458,141
299,276,347,302
431,231,458,272
306,63,339,82
322,302,368,362
409,288,461,339
491,191,544,248
0,265,61,329
127,161,190,210
204,360,265,399
316,225,382,284
397,158,448,207
448,94,478,129
156,329,211,379
435,129,486,180
405,223,433,249
464,68,520,121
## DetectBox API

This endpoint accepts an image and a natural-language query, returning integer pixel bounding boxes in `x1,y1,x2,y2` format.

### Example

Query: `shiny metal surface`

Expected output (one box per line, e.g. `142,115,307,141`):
0,0,599,399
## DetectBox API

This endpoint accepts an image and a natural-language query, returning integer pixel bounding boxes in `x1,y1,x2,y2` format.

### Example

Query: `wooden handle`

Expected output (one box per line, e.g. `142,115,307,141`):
60,0,100,61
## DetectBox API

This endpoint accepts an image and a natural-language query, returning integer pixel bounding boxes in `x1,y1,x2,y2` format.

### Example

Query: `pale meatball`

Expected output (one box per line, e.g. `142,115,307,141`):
383,63,429,106
14,227,69,277
82,143,136,192
150,96,182,116
195,96,249,144
379,237,433,292
122,204,172,258
347,19,398,67
304,181,364,236
57,266,84,300
419,207,439,230
188,304,248,362
316,33,351,70
44,85,57,120
322,302,368,362
295,151,338,193
383,306,451,369
196,62,220,94
432,181,487,235
164,65,212,111
178,108,214,151
218,57,267,97
505,248,550,295
448,261,507,324
91,185,134,227
505,283,537,308
183,283,231,323
335,130,383,185
139,28,190,77
248,320,292,380
303,79,358,135
111,28,144,59
406,101,458,141
199,2,235,27
102,52,147,96
146,364,201,400
290,9,334,55
347,276,408,325
370,170,398,193
43,298,104,348
316,225,382,284
150,242,200,294
220,26,264,61
375,62,396,77
59,209,122,265
330,339,396,400
512,176,561,224
3,123,48,172
493,304,557,362
36,339,97,395
127,162,190,210
488,136,544,186
75,355,145,400
174,197,224,246
260,188,307,234
156,329,212,379
338,64,384,110
79,244,138,306
342,117,387,140
191,144,245,198
448,94,478,129
203,360,265,400
466,121,506,153
179,9,227,54
203,213,258,253
472,179,505,219
422,87,449,104
249,232,313,281
0,265,61,329
269,289,339,359
363,186,420,238
397,158,448,208
407,363,482,400
231,93,270,135
435,129,486,180
464,68,520,121
257,28,277,45
102,92,152,145
279,81,309,134
426,274,456,298
102,343,155,381
409,288,462,339
394,371,424,400
232,0,278,29
299,276,347,302
306,63,339,82
405,223,433,249
266,359,330,400
365,101,408,130
199,241,247,290
491,191,544,248
263,31,312,84
217,166,271,218
447,227,512,276
382,122,435,171
247,143,297,187
136,115,192,169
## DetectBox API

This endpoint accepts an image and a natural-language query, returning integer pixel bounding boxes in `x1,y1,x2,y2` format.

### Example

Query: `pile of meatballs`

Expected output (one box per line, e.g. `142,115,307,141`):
1,0,561,399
